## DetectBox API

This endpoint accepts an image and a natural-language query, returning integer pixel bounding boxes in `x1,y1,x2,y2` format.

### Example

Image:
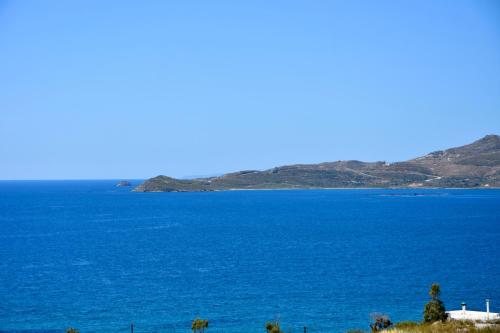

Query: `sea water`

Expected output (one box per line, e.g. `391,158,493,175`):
0,181,499,333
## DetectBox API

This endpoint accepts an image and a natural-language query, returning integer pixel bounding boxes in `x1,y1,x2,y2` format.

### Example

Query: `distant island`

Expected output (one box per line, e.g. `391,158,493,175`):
134,135,500,192
116,180,132,187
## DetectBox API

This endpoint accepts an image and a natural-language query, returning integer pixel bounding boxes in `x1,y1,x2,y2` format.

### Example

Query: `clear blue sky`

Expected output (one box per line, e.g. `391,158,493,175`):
1,0,499,179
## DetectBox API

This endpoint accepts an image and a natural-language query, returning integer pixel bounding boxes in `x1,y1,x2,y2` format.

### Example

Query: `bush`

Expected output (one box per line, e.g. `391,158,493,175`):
370,314,393,332
423,300,447,322
192,318,209,333
423,283,447,322
265,322,284,333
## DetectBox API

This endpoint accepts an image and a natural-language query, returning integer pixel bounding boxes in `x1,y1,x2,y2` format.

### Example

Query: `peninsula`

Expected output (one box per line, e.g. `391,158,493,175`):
134,135,500,192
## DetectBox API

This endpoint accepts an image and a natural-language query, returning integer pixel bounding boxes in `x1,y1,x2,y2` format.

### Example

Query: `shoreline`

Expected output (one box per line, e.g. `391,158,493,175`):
136,186,500,193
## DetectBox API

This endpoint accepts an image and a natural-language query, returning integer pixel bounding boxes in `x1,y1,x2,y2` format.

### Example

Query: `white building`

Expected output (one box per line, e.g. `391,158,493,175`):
447,300,500,321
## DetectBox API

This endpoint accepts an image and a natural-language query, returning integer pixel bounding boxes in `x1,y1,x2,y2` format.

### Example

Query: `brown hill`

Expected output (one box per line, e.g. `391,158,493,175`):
134,135,500,192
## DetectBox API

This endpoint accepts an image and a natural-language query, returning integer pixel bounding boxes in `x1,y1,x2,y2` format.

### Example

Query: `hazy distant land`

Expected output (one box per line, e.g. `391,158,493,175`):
135,135,500,192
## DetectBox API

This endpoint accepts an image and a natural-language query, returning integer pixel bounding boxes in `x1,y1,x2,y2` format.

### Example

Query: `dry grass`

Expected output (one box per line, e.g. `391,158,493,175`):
387,321,500,333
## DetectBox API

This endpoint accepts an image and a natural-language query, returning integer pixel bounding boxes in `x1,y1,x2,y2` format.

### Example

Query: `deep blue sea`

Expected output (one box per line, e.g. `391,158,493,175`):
1,181,499,333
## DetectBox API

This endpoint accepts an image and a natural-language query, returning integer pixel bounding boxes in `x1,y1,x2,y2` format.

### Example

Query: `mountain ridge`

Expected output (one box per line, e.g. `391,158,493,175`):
134,135,500,192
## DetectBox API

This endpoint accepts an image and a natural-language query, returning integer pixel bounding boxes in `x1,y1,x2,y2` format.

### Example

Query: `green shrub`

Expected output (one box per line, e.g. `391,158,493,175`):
423,283,447,322
192,318,209,333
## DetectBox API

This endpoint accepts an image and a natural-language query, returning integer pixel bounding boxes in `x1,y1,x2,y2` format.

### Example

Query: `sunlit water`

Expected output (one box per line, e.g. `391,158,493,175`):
1,181,499,333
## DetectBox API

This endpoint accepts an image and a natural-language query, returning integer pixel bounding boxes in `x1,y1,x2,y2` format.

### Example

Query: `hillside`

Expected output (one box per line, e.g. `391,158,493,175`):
134,135,500,192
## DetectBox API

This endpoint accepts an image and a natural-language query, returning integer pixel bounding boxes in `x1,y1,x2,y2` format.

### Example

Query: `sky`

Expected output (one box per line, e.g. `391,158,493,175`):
1,0,499,180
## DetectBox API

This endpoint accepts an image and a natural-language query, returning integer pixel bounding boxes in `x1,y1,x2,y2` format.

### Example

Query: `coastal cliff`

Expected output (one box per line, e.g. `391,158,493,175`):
135,135,500,192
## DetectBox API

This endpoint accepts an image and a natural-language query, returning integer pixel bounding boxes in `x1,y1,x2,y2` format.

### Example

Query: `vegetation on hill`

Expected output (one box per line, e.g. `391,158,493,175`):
388,321,500,333
135,135,500,192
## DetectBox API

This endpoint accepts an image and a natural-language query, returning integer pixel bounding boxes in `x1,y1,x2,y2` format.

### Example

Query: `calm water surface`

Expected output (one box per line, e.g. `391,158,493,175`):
0,181,499,333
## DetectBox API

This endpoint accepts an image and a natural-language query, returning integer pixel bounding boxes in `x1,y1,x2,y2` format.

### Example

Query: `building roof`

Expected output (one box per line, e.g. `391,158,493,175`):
447,310,500,321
